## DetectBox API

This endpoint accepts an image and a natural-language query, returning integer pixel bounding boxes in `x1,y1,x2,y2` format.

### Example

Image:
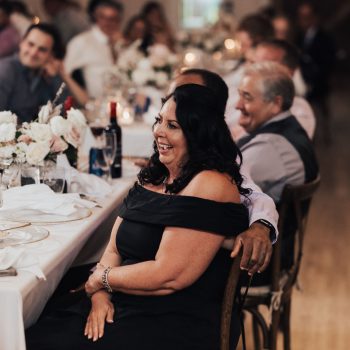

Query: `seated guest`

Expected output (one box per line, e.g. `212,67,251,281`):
0,2,20,58
236,62,318,277
0,23,88,123
123,15,146,46
64,0,124,99
140,1,176,52
236,62,318,202
26,84,249,350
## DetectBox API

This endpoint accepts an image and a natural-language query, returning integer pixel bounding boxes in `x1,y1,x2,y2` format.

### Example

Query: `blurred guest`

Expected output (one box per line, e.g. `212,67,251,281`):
272,14,294,42
212,1,238,35
43,0,91,45
140,1,175,51
123,15,146,46
296,2,336,142
64,0,124,99
0,2,20,58
0,23,88,123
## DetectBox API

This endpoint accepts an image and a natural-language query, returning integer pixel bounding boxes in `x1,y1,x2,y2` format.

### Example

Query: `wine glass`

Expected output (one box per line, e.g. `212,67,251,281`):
0,156,13,208
102,130,117,183
42,167,66,193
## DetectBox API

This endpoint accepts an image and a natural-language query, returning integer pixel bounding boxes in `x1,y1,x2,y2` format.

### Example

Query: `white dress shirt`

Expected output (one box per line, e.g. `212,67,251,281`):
64,26,119,99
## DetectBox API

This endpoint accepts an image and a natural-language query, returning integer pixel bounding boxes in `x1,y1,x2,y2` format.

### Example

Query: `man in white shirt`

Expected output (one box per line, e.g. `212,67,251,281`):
64,0,124,99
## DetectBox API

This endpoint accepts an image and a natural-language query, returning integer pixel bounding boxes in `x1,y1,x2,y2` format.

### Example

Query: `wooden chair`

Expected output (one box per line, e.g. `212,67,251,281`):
221,252,243,350
243,176,321,350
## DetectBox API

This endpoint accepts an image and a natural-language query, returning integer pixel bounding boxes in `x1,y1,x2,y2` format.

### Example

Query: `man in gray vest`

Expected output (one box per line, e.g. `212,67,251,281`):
236,62,318,282
236,62,318,203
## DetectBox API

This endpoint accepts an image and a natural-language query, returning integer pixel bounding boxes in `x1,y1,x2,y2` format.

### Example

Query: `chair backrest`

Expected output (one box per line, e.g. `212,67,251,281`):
271,175,321,292
220,252,242,350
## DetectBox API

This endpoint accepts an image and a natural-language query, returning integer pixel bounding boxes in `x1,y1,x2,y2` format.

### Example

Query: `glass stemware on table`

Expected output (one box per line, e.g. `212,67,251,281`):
0,156,13,208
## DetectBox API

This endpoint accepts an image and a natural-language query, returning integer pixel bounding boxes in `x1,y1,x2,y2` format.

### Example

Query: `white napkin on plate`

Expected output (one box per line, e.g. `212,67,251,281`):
0,184,96,216
0,246,45,280
57,154,112,197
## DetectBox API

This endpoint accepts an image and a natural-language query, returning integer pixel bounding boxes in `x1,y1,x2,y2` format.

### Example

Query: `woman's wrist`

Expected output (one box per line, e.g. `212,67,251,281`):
101,266,113,293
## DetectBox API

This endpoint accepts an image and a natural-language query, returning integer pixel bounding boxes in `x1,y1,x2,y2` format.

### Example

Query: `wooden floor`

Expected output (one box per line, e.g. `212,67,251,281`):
238,70,350,349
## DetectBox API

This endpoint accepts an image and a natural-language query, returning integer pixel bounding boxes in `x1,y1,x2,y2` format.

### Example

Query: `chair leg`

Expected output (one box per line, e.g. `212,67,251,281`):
269,309,281,350
282,300,291,350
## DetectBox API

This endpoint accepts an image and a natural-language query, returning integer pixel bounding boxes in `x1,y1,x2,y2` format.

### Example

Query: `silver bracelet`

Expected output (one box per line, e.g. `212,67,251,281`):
101,266,113,293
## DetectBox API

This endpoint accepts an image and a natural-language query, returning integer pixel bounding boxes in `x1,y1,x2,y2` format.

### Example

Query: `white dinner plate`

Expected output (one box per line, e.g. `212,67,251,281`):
0,207,92,224
0,226,49,248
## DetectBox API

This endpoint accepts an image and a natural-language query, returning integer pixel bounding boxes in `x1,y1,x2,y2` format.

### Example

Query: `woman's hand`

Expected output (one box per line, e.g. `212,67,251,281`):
84,290,114,341
85,264,105,296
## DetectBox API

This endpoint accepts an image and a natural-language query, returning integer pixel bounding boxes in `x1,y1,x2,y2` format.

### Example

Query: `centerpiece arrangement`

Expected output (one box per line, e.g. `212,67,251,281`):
116,41,179,90
0,85,87,169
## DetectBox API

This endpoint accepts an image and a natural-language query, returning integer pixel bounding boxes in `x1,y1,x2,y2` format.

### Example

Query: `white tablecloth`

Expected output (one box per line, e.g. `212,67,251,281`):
0,176,136,350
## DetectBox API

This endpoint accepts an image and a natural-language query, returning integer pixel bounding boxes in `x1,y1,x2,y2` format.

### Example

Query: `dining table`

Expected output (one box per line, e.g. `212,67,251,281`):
0,174,137,350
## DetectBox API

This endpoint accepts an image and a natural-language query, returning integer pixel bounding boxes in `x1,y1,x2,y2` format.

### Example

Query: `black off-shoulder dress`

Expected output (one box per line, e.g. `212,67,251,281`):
26,183,248,350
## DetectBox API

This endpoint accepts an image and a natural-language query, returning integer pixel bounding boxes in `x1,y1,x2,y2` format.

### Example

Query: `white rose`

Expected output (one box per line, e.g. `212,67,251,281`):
50,135,69,153
27,122,53,143
14,142,28,163
0,145,15,158
0,123,16,142
66,108,87,130
155,71,169,88
26,142,50,166
137,58,152,70
132,68,152,86
50,116,69,136
0,111,17,124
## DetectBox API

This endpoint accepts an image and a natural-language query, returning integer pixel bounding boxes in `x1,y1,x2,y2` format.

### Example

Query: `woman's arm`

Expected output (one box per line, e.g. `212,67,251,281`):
86,171,240,296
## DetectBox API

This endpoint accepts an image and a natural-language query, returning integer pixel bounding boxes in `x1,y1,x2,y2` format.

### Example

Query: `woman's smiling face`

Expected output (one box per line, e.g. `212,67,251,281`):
153,97,188,178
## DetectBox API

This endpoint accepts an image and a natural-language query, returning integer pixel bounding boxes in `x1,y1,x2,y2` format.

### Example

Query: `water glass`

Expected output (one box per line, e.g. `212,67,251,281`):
42,167,66,193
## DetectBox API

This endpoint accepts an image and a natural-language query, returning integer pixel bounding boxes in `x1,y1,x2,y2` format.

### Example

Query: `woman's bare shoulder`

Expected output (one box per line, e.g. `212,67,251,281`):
181,170,240,203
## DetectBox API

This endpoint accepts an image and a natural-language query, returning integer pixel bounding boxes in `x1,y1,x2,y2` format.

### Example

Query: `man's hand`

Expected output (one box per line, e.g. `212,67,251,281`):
231,222,273,275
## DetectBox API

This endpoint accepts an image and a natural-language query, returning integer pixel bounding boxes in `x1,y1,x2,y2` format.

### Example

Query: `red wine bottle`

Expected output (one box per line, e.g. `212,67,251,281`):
106,102,122,178
63,96,78,168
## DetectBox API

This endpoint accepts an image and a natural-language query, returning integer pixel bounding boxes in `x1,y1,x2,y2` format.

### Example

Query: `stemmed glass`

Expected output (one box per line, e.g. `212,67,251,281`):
102,130,117,183
0,156,13,208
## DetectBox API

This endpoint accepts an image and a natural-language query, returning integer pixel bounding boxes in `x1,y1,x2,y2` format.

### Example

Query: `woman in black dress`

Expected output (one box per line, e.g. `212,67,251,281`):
26,84,250,350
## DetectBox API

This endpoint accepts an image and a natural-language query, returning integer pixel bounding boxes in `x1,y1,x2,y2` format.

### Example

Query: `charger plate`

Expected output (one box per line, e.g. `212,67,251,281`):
0,226,49,248
0,207,92,224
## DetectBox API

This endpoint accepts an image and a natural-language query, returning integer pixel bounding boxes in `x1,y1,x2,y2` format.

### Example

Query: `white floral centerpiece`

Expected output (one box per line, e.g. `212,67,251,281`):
0,96,87,168
117,41,178,90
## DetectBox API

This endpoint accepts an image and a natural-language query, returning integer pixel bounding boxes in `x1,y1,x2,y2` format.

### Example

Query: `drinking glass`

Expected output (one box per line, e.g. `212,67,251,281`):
42,167,66,193
0,156,13,208
102,130,117,183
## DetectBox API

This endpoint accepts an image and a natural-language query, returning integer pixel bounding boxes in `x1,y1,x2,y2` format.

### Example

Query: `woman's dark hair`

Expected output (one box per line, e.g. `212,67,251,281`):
138,84,250,196
24,23,65,59
181,69,229,115
123,15,145,41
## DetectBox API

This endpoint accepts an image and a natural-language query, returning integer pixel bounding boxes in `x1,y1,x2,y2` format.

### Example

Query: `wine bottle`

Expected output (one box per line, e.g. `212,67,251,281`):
63,96,78,169
106,101,122,178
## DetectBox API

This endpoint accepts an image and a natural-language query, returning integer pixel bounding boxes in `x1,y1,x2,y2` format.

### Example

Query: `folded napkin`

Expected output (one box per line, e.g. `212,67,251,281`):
0,184,96,216
0,246,45,280
57,154,112,197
